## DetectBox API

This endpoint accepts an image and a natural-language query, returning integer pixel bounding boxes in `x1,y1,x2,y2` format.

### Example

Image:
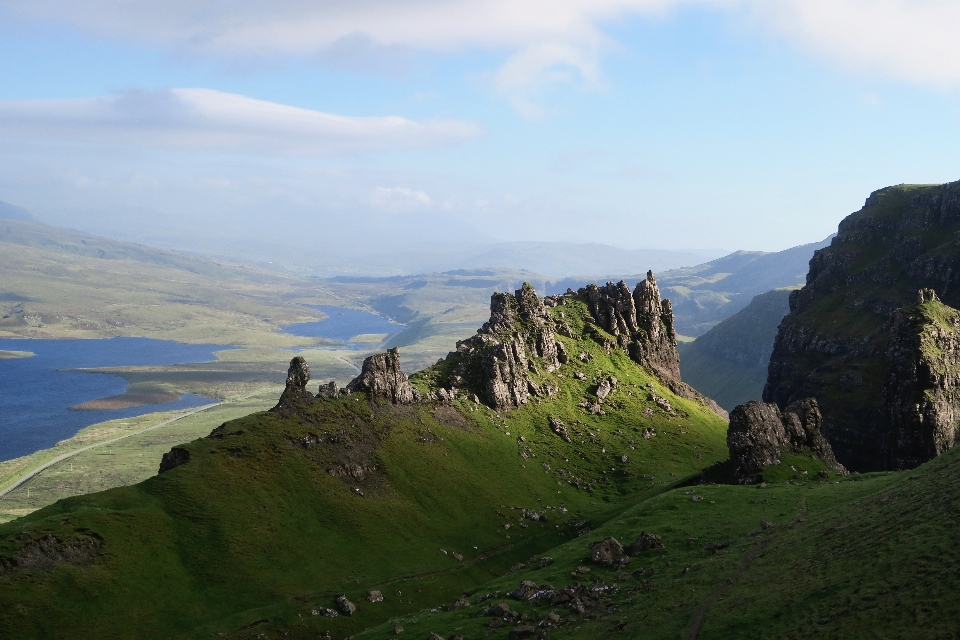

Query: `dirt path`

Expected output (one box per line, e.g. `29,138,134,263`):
686,538,766,640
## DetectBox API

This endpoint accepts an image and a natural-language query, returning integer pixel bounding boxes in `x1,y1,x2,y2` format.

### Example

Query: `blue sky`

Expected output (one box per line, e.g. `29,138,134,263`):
1,1,959,268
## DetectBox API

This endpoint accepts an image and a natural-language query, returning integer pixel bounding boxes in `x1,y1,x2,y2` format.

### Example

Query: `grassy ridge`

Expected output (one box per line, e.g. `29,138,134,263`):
0,295,729,639
0,390,280,524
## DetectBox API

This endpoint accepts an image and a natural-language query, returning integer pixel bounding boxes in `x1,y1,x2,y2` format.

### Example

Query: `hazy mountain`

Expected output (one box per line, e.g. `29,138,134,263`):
677,288,793,410
0,200,34,222
545,236,832,336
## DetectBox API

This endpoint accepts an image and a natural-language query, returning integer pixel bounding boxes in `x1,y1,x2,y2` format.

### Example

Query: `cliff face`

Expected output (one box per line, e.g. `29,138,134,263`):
885,299,960,469
764,181,960,471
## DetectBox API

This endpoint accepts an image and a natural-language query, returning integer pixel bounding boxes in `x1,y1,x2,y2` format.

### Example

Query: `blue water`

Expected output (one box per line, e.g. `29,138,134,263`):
0,337,230,462
281,305,403,349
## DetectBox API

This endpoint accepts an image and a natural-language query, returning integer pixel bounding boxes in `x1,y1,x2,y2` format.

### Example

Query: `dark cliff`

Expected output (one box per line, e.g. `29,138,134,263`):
764,180,960,471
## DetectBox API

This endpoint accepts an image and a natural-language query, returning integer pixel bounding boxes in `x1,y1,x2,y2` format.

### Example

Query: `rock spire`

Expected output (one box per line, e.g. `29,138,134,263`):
272,356,317,414
345,348,416,404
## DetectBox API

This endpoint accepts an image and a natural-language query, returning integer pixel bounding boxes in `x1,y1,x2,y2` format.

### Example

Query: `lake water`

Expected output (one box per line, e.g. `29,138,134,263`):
281,305,404,349
0,337,229,462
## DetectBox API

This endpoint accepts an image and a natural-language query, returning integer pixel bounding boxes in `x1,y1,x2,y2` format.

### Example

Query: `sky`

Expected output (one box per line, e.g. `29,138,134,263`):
2,1,960,270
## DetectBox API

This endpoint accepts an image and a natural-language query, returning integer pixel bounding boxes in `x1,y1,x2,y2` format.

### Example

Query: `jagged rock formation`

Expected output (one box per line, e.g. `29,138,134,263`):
727,398,844,484
440,283,565,409
764,180,960,471
580,272,679,383
884,299,960,469
579,272,727,419
272,356,316,414
345,348,416,404
433,278,725,417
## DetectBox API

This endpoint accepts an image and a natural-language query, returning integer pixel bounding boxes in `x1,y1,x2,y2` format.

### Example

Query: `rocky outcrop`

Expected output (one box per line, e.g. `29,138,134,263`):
580,272,679,383
0,533,103,576
272,356,316,414
727,398,844,484
439,283,565,409
432,278,724,417
765,180,960,470
158,447,190,474
884,299,960,469
579,272,727,419
345,348,416,404
589,537,626,567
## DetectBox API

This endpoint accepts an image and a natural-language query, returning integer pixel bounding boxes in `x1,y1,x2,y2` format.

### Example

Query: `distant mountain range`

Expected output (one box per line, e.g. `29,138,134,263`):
544,236,831,337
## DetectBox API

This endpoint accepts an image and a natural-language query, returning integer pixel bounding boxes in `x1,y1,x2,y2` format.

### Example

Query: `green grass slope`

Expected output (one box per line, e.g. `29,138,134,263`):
0,295,729,639
679,289,793,411
358,446,960,640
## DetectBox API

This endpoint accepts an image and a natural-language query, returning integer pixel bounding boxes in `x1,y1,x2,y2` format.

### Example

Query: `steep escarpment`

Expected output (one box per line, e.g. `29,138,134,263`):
765,180,960,471
884,297,960,469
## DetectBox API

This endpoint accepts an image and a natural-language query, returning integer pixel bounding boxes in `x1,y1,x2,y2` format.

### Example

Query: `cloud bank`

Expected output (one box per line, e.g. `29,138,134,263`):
8,0,960,91
0,88,480,154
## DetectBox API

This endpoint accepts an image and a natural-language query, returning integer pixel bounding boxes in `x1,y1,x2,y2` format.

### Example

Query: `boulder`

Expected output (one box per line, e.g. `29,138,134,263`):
335,595,356,615
631,532,664,553
727,399,844,484
589,537,625,566
548,416,571,442
507,581,539,600
595,376,617,401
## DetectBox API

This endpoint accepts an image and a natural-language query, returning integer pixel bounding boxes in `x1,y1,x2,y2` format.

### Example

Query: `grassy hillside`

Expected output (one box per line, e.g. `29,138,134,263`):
678,289,793,411
360,442,960,640
3,280,959,639
0,290,730,639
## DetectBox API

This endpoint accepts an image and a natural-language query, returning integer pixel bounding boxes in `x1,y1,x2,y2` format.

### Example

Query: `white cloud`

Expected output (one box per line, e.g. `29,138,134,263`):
2,0,696,114
746,0,960,87
495,42,601,117
369,186,434,212
0,88,480,155
6,1,960,113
